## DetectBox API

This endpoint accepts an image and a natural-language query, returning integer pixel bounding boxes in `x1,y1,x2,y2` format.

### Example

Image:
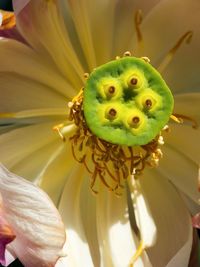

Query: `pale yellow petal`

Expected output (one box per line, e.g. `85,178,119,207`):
174,93,200,123
159,145,199,204
141,0,200,93
0,122,60,170
0,39,76,100
58,166,94,267
14,0,84,89
166,124,200,165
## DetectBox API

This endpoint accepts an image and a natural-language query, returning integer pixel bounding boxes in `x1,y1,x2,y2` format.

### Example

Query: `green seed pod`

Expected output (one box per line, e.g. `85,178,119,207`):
83,56,174,146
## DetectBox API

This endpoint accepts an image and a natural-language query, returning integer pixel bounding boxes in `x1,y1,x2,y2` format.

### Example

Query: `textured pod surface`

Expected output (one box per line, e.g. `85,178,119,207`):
83,57,174,146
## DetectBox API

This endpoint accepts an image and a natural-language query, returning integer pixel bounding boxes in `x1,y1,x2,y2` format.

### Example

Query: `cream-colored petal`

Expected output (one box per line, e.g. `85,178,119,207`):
0,164,66,267
0,38,76,101
38,134,77,205
166,124,200,165
140,169,192,267
112,0,160,57
165,226,193,267
96,182,152,267
0,122,60,170
174,93,200,123
159,145,199,204
58,166,94,267
66,0,97,70
141,0,200,93
78,172,100,266
14,0,84,89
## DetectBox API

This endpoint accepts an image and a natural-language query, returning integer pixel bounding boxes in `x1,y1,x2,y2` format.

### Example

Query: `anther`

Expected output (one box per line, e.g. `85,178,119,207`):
84,73,89,79
124,51,132,57
158,135,164,145
141,56,150,63
68,101,74,108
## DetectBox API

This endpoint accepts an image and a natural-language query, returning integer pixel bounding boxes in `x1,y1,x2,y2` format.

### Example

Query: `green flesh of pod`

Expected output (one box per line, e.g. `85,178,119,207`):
83,57,174,146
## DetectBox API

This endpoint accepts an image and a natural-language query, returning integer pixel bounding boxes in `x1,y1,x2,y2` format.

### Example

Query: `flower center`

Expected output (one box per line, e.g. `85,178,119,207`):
68,54,174,194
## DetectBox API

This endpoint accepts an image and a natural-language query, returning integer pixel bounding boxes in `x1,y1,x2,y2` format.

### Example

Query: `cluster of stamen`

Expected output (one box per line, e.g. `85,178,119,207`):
68,90,167,195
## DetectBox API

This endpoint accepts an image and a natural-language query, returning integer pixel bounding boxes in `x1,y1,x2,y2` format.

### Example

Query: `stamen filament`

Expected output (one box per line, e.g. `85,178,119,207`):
53,123,66,142
158,31,193,73
129,240,145,267
134,10,144,55
172,113,198,129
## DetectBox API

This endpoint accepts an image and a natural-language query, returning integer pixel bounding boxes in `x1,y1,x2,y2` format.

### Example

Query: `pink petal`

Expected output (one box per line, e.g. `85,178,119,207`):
0,164,66,267
13,0,31,15
192,213,200,229
0,206,15,265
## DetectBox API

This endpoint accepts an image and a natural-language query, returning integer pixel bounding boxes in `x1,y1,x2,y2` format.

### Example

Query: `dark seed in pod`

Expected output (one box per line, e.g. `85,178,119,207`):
130,78,138,85
132,116,140,124
109,108,117,117
145,99,152,108
108,86,115,94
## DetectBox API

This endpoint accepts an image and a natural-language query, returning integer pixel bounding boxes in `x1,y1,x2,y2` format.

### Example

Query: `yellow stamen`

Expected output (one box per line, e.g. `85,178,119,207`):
158,31,193,73
0,10,16,30
129,240,145,267
53,123,66,142
173,113,198,129
170,114,183,124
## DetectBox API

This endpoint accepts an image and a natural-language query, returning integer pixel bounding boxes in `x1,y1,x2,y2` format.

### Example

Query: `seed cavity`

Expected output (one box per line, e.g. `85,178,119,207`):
106,108,117,120
130,78,138,86
132,116,140,124
128,115,141,128
108,86,115,94
145,99,152,108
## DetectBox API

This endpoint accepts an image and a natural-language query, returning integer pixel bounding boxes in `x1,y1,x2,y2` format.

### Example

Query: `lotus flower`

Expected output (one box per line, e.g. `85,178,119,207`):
0,1,199,267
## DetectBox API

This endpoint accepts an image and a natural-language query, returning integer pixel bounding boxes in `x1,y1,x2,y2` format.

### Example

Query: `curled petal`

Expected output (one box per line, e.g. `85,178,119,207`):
0,204,15,265
0,163,66,267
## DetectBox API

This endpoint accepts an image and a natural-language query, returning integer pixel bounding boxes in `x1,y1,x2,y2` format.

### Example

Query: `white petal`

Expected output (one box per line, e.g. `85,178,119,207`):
0,164,66,267
58,166,94,267
165,225,193,267
96,182,152,267
129,177,157,247
166,123,200,165
140,169,193,267
159,145,199,204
